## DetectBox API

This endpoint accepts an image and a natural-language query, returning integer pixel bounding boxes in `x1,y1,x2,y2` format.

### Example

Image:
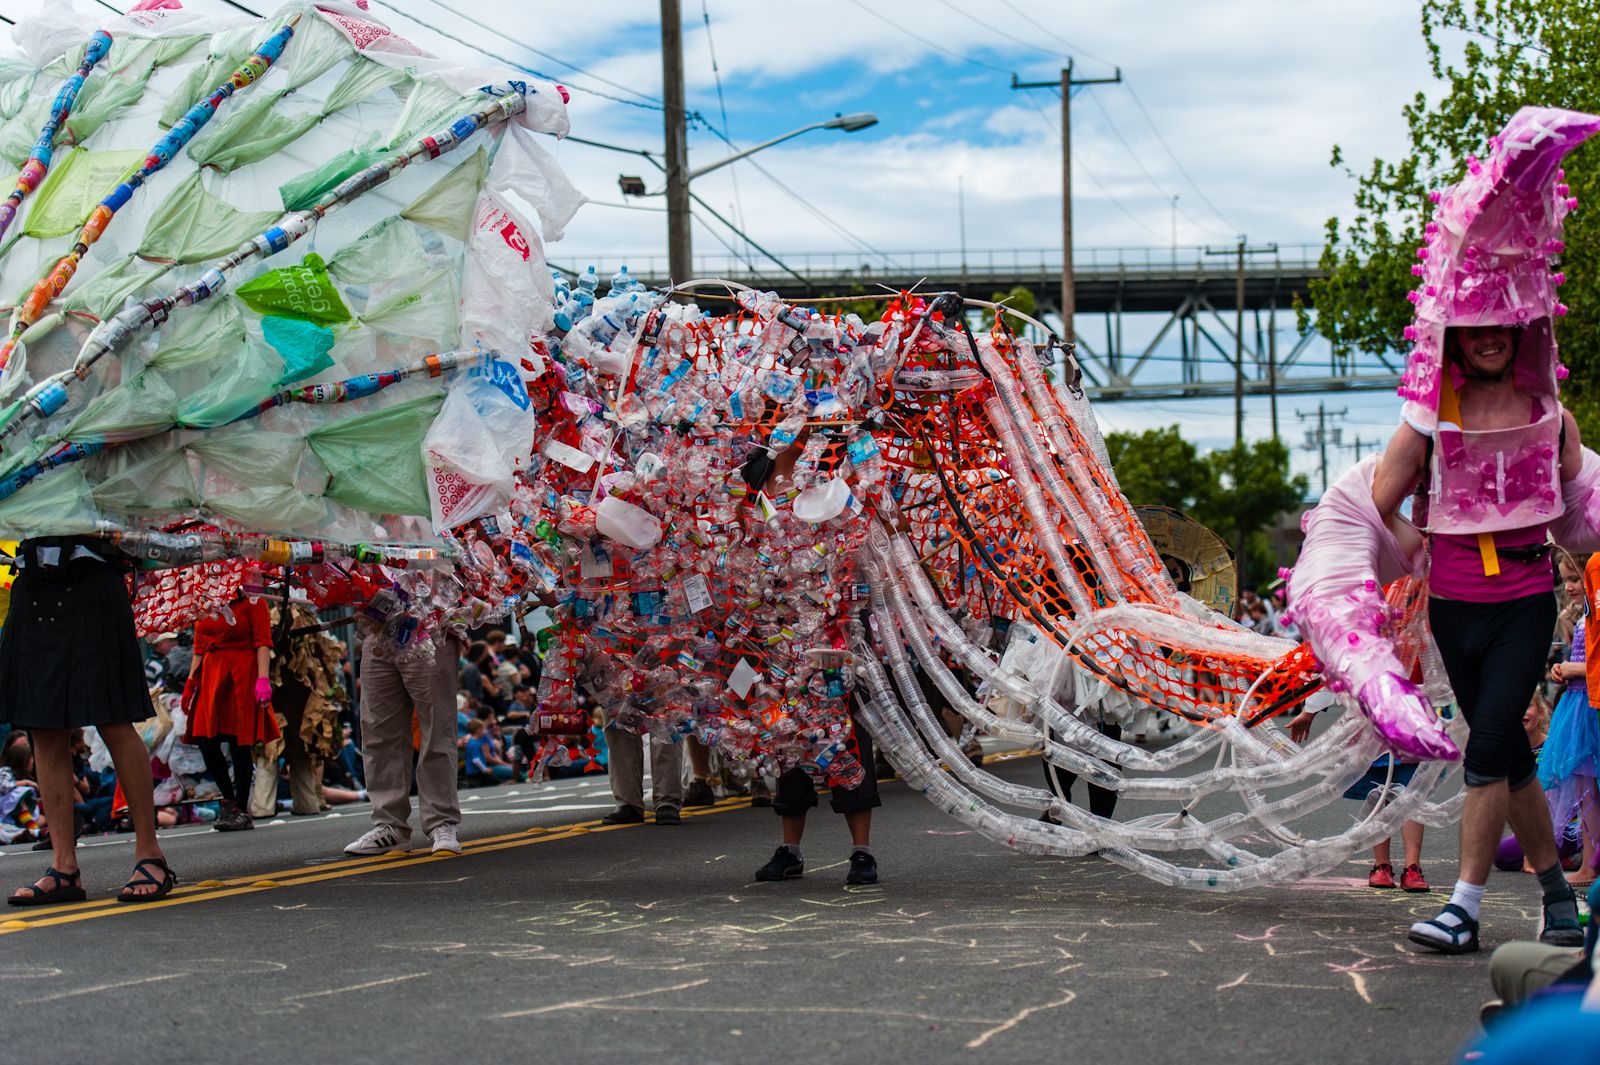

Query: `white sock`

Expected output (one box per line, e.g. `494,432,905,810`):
1445,880,1485,922
852,844,873,857
781,844,802,860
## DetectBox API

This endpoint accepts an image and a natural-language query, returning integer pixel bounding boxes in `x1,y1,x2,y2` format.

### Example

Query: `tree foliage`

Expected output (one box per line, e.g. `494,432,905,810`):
1105,427,1309,585
1308,1,1600,437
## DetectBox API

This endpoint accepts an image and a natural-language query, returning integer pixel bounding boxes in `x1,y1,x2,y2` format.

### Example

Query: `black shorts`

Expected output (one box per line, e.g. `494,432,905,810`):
772,700,881,817
1428,591,1555,788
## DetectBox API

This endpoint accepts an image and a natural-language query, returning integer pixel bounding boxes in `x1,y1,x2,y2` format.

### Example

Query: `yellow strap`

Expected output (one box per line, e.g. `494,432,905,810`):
1438,372,1499,575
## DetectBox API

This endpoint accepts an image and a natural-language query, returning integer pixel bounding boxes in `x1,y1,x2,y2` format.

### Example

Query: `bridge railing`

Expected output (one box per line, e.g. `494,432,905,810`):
552,244,1326,281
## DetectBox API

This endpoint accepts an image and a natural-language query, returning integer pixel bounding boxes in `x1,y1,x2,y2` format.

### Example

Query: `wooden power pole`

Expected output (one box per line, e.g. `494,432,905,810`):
1012,62,1121,344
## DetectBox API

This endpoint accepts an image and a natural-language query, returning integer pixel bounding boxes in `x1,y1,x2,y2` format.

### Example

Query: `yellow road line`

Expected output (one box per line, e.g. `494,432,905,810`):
1,751,1043,934
0,798,752,934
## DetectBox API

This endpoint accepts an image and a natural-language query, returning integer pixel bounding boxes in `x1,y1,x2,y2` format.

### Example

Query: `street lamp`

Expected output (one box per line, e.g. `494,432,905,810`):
620,112,879,197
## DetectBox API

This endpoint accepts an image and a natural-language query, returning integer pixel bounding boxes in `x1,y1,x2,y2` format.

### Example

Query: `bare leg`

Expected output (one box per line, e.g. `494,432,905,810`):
1581,781,1600,875
1506,776,1561,874
1372,838,1392,867
1402,821,1424,868
1458,782,1510,886
99,723,166,893
845,809,871,848
781,813,805,847
14,730,79,896
687,735,711,782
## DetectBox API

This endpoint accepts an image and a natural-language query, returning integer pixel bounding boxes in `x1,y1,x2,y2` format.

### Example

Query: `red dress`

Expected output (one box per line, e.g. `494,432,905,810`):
183,598,279,745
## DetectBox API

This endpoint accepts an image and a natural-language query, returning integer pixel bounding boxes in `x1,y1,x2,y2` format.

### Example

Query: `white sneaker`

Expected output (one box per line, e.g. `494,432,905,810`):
343,823,412,856
429,822,462,855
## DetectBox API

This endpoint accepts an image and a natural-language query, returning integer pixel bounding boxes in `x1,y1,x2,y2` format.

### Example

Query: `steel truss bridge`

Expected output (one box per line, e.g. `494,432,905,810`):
560,245,1399,404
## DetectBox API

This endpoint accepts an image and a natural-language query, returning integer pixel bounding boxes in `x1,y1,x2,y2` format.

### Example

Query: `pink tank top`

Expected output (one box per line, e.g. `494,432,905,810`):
1428,525,1551,602
1428,397,1556,603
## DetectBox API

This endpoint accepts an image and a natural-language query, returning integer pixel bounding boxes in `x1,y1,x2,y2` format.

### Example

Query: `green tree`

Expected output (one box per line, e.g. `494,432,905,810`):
980,285,1040,334
1308,1,1600,437
1104,426,1212,512
1105,429,1308,585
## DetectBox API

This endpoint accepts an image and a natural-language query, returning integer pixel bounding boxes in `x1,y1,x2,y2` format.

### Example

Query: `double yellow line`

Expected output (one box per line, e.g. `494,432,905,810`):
1,747,1039,935
0,796,754,935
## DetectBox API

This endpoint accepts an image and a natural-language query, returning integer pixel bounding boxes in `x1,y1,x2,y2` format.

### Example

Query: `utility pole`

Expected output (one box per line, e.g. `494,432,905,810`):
1012,62,1121,344
660,0,691,288
1296,403,1347,495
1202,238,1279,447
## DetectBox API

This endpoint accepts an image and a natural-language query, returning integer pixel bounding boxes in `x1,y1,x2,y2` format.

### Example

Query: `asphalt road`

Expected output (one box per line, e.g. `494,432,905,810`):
0,751,1538,1064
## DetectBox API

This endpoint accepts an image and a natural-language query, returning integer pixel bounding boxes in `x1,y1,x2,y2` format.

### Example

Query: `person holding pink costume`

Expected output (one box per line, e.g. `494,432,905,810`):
1291,107,1600,955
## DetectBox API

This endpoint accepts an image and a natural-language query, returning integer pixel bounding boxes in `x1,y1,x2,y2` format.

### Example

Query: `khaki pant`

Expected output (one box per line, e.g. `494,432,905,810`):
360,634,461,834
604,712,684,812
1489,941,1584,1006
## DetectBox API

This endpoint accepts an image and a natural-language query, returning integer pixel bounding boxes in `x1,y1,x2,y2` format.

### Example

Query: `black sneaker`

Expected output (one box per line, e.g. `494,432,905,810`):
754,846,804,881
846,849,878,885
601,805,645,825
683,779,716,807
214,801,254,832
750,781,772,808
654,806,681,825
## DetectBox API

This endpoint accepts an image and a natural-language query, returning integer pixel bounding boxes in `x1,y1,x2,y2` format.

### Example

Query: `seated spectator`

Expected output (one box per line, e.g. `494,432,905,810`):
1479,880,1600,1028
504,685,534,726
463,719,511,786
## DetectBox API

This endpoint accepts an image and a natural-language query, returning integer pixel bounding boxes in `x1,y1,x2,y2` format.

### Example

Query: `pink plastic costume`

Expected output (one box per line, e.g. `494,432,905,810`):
1291,107,1600,761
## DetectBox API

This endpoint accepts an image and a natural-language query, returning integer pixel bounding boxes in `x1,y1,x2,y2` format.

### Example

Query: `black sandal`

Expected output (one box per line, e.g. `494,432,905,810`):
8,866,86,906
116,857,178,905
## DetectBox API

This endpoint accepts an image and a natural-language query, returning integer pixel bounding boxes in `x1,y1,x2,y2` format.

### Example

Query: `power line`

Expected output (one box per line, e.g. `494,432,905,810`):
369,0,667,114
418,0,664,107
1122,80,1239,234
994,0,1116,68
700,1,749,264
844,0,1012,75
1085,90,1231,240
930,0,1064,63
1014,85,1165,243
697,122,907,272
90,0,124,14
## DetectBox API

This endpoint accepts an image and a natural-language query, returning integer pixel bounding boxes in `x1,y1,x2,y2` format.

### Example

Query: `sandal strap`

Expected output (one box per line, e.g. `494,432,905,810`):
123,857,173,889
17,867,80,897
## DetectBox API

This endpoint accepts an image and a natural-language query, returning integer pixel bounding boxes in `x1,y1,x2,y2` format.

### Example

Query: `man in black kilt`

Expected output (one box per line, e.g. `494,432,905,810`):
2,536,176,904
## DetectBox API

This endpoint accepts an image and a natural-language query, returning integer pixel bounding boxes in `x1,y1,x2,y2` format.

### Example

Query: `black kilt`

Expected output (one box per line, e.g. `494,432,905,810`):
0,538,151,730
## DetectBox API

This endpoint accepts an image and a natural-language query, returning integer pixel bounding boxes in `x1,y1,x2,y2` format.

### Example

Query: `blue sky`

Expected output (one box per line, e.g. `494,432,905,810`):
1,0,1462,490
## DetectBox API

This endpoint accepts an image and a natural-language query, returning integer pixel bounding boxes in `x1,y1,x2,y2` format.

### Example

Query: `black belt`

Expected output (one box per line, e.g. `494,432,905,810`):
1494,541,1552,564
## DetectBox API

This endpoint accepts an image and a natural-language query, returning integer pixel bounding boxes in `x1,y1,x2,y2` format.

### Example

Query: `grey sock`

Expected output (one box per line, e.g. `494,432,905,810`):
781,844,802,860
1538,863,1578,925
851,845,873,857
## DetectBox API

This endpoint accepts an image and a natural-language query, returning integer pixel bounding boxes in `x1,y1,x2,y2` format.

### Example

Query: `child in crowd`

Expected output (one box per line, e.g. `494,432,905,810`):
1287,707,1429,891
1495,694,1584,873
1543,551,1600,886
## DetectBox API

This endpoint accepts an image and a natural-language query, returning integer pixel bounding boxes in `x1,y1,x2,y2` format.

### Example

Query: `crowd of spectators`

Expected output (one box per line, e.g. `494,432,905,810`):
0,621,602,849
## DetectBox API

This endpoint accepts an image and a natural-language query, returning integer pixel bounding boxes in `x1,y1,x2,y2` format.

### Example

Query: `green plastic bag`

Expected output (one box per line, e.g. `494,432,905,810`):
262,316,335,384
23,148,143,238
92,446,197,515
61,40,158,145
279,146,386,213
63,254,172,322
400,146,488,242
147,295,243,371
137,171,280,265
235,252,353,326
327,216,427,286
175,338,284,428
321,58,407,116
385,78,483,151
307,394,444,517
0,466,99,538
208,483,326,532
359,267,459,347
66,369,179,443
186,89,324,173
189,427,316,490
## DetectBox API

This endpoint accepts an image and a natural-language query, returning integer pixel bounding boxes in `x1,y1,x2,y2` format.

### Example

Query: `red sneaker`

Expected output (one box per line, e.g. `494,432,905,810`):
1368,863,1396,888
1401,864,1430,893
